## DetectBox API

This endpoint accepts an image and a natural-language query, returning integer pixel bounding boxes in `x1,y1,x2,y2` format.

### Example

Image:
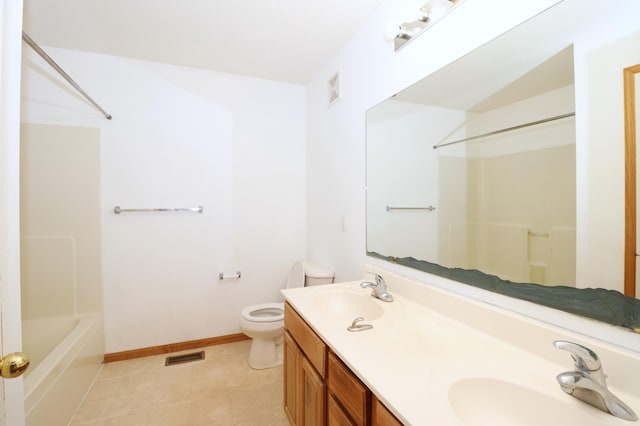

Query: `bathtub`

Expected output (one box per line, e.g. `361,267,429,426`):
23,313,104,426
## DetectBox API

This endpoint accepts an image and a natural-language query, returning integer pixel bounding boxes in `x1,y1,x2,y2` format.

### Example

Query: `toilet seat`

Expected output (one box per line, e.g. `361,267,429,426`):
240,302,284,323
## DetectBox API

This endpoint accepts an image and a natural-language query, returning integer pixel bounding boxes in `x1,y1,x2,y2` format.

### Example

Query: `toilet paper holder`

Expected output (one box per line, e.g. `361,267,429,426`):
219,271,242,280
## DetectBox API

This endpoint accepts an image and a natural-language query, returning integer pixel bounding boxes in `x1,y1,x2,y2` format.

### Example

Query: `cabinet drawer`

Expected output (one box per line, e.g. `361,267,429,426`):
328,351,370,425
328,393,356,426
284,302,327,378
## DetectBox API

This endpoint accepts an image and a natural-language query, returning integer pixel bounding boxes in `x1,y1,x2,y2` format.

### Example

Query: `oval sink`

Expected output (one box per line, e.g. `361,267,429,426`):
313,290,384,321
449,378,604,426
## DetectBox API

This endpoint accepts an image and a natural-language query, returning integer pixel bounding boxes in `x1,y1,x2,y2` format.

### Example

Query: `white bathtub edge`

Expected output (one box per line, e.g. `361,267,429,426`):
24,313,104,425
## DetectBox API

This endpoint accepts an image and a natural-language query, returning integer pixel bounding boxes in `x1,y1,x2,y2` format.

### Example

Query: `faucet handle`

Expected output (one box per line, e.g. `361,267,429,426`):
365,272,385,287
553,340,601,372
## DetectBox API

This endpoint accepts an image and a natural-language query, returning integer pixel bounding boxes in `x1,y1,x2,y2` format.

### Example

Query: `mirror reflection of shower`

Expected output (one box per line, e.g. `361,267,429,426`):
366,46,576,287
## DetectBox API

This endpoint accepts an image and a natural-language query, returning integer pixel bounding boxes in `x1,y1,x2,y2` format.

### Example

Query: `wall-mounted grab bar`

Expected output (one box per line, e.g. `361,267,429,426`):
433,112,575,149
113,206,204,214
386,205,436,212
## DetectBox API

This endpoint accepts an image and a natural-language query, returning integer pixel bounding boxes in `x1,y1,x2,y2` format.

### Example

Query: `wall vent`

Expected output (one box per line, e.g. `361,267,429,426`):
165,351,205,366
328,71,341,106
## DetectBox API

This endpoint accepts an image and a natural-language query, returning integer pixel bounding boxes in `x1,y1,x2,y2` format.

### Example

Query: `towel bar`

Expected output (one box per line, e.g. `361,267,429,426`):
113,206,204,214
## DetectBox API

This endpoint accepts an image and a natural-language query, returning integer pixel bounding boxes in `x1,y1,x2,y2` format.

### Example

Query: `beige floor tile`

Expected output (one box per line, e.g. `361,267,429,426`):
116,373,159,398
70,341,289,426
70,397,115,424
188,398,235,425
103,412,148,426
143,401,192,426
83,377,121,402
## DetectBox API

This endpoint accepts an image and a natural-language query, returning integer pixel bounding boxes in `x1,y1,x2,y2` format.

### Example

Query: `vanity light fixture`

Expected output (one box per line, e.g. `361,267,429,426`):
393,0,464,51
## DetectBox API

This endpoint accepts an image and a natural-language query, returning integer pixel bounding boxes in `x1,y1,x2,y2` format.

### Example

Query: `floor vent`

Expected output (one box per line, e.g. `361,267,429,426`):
165,351,205,366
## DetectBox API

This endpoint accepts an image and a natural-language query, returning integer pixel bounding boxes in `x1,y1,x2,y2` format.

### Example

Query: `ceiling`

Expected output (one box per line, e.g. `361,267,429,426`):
22,0,384,84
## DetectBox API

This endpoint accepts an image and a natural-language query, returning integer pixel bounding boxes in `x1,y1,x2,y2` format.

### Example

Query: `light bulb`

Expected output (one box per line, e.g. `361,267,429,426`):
424,0,453,21
383,22,401,43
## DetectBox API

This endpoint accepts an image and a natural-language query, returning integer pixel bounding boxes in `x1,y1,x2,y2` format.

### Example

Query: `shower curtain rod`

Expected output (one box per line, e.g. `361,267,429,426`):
433,112,575,149
22,31,112,120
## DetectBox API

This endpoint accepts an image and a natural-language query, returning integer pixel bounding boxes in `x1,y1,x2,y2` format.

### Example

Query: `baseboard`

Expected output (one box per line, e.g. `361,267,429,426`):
103,333,249,363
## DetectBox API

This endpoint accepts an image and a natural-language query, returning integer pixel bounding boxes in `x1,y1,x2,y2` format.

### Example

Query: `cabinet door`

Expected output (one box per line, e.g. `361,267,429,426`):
372,396,403,426
301,356,326,426
284,331,300,424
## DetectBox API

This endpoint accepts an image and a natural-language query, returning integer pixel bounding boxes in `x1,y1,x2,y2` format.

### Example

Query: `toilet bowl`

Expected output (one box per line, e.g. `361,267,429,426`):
239,261,334,369
239,303,285,369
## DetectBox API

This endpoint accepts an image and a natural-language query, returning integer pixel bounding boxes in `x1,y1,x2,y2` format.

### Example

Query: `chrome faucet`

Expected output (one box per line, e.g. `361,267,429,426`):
553,340,637,421
360,272,393,302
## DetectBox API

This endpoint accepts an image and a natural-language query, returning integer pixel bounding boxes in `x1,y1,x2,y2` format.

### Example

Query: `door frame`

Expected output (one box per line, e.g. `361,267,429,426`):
624,63,640,298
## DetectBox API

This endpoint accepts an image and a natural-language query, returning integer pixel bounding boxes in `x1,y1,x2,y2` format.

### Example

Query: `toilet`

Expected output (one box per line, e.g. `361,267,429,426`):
239,261,334,369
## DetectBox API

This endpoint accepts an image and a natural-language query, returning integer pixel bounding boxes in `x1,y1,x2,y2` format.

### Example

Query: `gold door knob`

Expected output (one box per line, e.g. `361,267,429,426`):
0,352,30,379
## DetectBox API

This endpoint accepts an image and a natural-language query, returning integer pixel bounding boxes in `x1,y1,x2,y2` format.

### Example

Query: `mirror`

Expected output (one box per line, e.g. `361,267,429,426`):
625,63,640,299
366,1,640,331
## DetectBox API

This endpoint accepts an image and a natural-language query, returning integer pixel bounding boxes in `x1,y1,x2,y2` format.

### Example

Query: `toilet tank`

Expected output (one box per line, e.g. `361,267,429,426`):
303,261,335,286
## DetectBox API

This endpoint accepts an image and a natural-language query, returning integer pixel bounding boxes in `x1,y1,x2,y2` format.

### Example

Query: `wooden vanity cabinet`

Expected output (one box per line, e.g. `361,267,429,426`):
284,303,327,426
284,302,403,426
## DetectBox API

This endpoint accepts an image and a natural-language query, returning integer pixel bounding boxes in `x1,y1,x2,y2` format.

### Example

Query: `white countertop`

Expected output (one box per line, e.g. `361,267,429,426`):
281,267,640,425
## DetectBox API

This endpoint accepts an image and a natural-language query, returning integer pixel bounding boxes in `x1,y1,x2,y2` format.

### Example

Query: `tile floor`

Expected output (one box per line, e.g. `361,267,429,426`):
70,340,289,426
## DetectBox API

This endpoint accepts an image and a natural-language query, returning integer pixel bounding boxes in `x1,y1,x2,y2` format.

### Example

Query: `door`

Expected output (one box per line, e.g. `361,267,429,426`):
1,0,28,424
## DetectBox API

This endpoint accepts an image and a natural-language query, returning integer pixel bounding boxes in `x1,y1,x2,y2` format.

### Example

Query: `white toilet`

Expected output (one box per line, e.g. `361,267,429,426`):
239,261,334,369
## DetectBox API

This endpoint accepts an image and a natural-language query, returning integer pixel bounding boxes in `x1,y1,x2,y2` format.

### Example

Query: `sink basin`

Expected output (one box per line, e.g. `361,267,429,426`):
449,377,605,426
313,290,384,321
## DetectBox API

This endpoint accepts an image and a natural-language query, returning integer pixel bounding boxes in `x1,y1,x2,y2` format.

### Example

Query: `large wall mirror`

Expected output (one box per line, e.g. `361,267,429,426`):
366,1,640,332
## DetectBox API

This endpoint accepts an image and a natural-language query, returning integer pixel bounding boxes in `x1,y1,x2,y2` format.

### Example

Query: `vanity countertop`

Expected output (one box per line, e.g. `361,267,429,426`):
281,266,640,425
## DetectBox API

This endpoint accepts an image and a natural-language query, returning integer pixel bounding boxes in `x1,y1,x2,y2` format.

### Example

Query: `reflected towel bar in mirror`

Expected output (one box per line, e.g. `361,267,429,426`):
113,206,204,214
386,205,436,211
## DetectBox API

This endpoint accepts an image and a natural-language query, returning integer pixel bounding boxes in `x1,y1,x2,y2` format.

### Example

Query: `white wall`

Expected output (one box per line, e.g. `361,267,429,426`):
306,0,640,297
21,48,306,353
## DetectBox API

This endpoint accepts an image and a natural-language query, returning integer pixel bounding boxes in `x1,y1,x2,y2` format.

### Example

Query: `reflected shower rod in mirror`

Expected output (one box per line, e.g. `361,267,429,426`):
433,112,575,149
21,32,112,120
